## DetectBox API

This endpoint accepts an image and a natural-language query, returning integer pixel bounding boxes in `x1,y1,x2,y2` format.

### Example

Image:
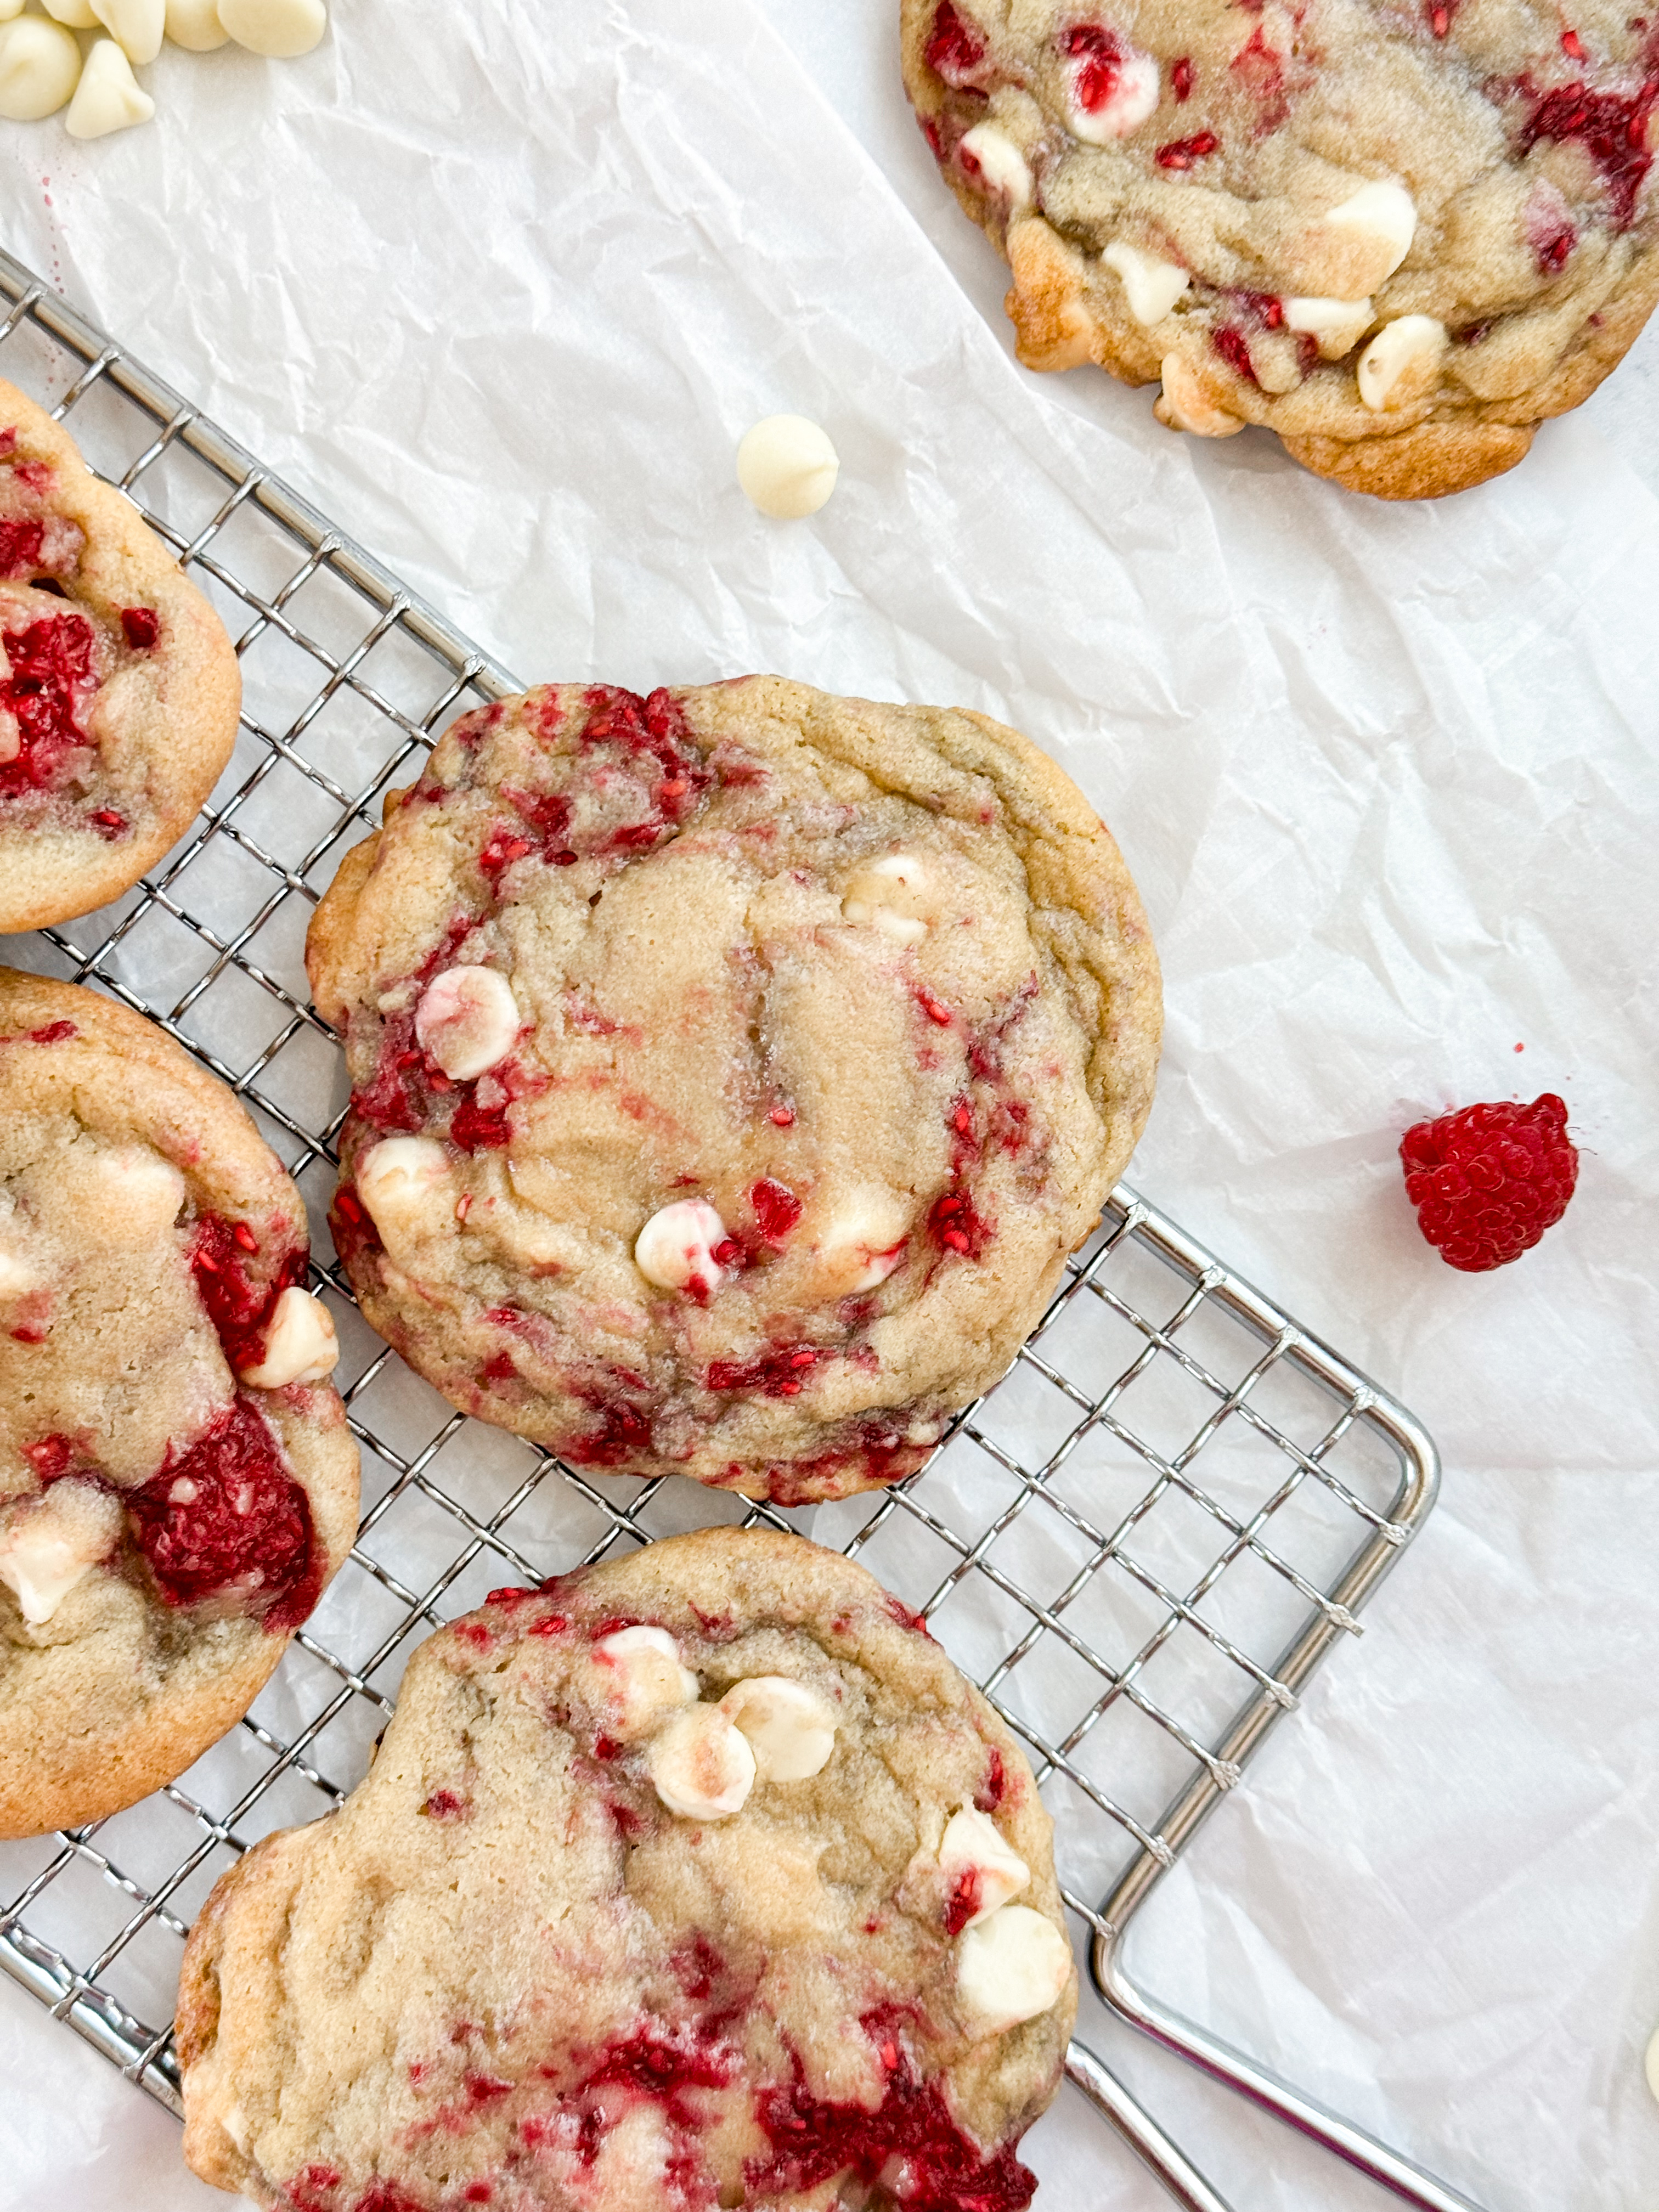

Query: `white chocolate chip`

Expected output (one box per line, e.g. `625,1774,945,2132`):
591,1624,699,1741
958,122,1032,212
1284,295,1375,360
163,0,227,46
66,33,152,135
1065,45,1159,143
41,0,97,27
82,1144,186,1245
239,1286,339,1389
356,1137,455,1259
1357,315,1448,411
634,1199,729,1295
841,851,932,945
1102,242,1190,326
414,966,521,1082
0,15,82,119
216,0,325,56
938,1805,1031,1927
0,1193,40,1297
810,1186,907,1295
1154,354,1245,438
89,0,162,64
0,0,26,18
956,1904,1073,2034
0,1480,122,1626
1320,179,1417,289
719,1675,838,1781
647,1702,756,1820
736,415,839,520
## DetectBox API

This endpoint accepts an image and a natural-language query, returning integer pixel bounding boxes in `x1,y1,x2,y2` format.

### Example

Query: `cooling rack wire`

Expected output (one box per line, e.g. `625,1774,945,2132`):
0,250,1492,2212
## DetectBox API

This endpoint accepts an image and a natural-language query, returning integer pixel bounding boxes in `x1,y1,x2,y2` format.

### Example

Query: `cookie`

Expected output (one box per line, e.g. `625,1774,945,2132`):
900,0,1659,498
177,1526,1077,2212
0,970,359,1837
306,675,1160,1503
0,376,241,932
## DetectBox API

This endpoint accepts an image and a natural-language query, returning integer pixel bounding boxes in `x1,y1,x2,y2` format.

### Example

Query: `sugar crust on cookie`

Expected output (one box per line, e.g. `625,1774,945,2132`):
176,1526,1078,2212
0,377,241,931
306,675,1160,1503
0,969,359,1836
900,0,1659,499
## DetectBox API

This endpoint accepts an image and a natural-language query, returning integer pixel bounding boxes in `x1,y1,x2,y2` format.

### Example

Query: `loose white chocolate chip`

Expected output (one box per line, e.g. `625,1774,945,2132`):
938,1805,1031,1927
811,1186,907,1294
1284,295,1375,360
42,0,97,27
82,1144,186,1245
958,122,1032,212
0,1480,122,1625
239,1286,339,1389
0,16,82,119
356,1137,455,1257
647,1702,757,1820
90,0,162,65
1357,315,1448,411
0,0,21,20
1102,242,1190,326
216,0,326,57
1065,46,1159,143
736,415,839,520
956,1904,1073,2033
1321,179,1417,289
634,1199,729,1295
163,0,227,45
414,965,521,1082
841,851,931,945
719,1675,838,1781
592,1624,699,1741
1155,354,1245,438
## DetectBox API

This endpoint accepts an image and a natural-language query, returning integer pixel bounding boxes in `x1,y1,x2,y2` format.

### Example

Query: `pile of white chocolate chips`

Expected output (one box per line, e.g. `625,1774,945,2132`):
0,0,324,141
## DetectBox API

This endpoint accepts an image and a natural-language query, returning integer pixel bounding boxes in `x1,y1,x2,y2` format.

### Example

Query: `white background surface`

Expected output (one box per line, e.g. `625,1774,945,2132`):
1,1,1657,2207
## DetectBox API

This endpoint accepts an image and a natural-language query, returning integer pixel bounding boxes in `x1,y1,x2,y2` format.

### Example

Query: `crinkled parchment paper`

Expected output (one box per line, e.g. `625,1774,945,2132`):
0,0,1656,2204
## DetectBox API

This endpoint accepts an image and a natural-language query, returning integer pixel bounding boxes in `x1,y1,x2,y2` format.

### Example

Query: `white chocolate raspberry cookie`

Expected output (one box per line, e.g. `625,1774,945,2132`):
176,1527,1076,2212
306,676,1160,1503
901,0,1659,498
0,377,240,932
0,970,358,1837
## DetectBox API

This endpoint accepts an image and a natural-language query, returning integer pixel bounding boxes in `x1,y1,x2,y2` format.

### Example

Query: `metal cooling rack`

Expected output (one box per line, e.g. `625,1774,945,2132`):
0,253,1488,2212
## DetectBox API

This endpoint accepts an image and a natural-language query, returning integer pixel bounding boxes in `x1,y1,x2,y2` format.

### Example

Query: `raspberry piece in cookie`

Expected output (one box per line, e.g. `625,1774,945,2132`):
306,675,1160,1503
1399,1092,1578,1269
176,1528,1077,2211
0,377,240,931
900,0,1659,498
0,969,358,1837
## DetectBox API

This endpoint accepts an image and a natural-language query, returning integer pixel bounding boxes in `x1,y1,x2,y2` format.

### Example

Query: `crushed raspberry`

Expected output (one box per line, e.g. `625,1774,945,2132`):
127,1396,318,1624
560,1387,654,1466
749,2015,1035,2211
420,1788,471,1820
282,2169,344,2212
1518,74,1659,228
1560,26,1585,55
449,1088,511,1152
886,1594,932,1635
0,610,98,798
944,1869,983,1935
27,1019,77,1044
329,1182,382,1272
924,0,989,86
928,1183,994,1259
914,986,955,1028
1212,325,1261,385
1156,128,1219,167
757,1421,935,1505
1425,0,1459,30
749,1177,803,1243
1172,53,1194,97
0,519,44,577
119,606,159,650
1398,1093,1577,1271
706,1344,831,1398
975,1747,1008,1812
22,1433,75,1478
189,1212,307,1373
1064,24,1127,111
88,806,127,838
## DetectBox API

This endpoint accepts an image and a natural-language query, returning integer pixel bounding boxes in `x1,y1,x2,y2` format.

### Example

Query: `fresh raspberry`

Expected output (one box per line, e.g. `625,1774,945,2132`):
1398,1093,1577,1271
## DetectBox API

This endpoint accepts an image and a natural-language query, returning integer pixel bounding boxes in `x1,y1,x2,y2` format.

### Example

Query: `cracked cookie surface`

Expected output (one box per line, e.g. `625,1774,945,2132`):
306,675,1159,1504
0,378,240,929
901,0,1659,496
177,1527,1077,2212
0,969,359,1836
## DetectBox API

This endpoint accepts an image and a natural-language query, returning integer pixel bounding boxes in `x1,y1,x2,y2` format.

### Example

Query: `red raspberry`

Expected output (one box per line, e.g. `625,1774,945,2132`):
1398,1094,1577,1272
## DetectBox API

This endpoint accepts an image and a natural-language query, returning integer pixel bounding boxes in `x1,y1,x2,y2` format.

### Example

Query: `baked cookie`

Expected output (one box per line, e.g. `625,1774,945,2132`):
0,377,241,932
0,969,359,1837
177,1527,1077,2212
900,0,1659,498
307,675,1160,1503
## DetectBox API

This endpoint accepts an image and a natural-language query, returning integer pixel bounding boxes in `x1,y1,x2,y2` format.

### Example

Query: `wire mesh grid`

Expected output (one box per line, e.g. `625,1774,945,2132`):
0,251,1438,2151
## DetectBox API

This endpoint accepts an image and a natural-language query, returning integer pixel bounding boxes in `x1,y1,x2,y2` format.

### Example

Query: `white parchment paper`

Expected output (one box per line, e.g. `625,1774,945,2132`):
1,0,1657,2204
